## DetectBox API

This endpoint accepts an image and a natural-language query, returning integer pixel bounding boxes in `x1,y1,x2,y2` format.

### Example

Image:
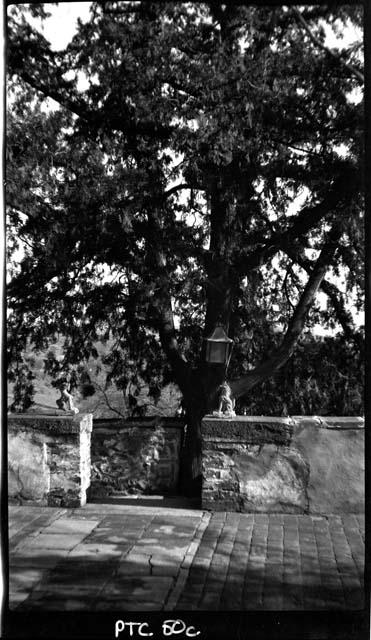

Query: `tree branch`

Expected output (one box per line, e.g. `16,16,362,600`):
8,34,175,139
145,210,191,394
320,279,363,346
293,6,364,83
230,225,342,398
93,380,126,418
283,244,363,348
33,74,171,138
163,183,191,199
235,167,360,274
14,67,90,123
282,266,297,311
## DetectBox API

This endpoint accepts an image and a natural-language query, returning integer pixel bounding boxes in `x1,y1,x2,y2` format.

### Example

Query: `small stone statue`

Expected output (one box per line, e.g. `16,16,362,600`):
213,382,236,418
56,383,79,414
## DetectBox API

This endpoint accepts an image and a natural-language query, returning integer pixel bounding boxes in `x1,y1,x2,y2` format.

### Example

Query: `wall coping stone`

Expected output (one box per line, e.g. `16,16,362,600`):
202,416,294,445
202,415,364,447
291,416,364,429
203,415,364,431
8,413,93,434
93,417,185,429
204,415,293,422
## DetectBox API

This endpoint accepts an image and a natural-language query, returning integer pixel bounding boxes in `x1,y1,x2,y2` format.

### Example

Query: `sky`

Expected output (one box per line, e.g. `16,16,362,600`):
30,2,363,52
33,2,92,49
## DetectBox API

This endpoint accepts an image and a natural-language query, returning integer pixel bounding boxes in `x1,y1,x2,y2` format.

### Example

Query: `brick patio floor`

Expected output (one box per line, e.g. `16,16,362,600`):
7,502,365,612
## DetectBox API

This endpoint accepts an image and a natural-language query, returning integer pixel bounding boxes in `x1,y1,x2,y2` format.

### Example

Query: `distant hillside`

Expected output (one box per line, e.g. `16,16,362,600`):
8,339,182,418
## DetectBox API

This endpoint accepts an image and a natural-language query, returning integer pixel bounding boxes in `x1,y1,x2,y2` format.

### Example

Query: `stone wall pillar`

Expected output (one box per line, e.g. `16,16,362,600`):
8,413,93,507
202,415,299,512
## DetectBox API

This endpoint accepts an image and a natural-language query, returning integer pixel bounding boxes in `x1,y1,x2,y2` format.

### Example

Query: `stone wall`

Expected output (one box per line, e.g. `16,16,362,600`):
8,413,363,512
89,417,184,499
202,415,364,514
8,413,92,507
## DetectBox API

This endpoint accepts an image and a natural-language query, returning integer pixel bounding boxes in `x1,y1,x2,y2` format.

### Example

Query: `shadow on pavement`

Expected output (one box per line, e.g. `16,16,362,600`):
88,495,202,509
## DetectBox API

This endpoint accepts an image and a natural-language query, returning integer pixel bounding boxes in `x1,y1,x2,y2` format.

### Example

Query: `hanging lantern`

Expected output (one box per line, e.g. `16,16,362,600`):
205,325,233,365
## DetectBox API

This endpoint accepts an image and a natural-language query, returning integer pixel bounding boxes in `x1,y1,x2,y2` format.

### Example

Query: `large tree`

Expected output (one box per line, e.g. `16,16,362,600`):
7,2,364,492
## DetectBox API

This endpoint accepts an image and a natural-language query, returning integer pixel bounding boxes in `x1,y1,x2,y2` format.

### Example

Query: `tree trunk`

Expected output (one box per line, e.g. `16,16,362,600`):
179,363,226,496
204,184,237,336
179,406,203,497
179,185,237,496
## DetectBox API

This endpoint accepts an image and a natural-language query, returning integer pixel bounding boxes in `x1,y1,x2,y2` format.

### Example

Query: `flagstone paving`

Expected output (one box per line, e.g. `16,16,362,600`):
7,503,365,612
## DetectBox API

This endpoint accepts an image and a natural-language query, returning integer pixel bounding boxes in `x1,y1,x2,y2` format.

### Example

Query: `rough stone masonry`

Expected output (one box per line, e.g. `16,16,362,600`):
89,417,183,498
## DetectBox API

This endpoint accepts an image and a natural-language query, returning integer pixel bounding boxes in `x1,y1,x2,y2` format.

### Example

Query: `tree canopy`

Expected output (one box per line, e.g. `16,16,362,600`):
7,2,364,485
